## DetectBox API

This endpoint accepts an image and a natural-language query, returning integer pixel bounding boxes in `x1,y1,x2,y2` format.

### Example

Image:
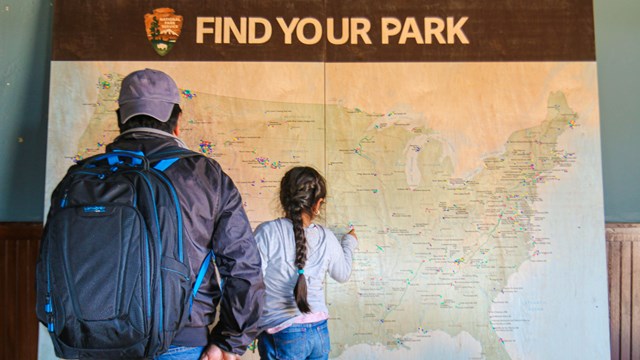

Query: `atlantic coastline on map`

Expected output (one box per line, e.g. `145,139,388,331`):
324,91,576,359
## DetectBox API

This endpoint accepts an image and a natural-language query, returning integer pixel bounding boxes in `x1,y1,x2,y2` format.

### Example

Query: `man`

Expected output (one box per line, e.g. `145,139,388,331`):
112,68,264,360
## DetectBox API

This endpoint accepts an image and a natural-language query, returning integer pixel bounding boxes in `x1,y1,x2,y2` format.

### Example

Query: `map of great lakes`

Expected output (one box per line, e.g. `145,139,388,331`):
44,62,610,360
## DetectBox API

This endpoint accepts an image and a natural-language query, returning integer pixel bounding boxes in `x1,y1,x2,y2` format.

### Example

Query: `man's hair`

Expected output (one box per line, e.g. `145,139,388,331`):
117,104,182,134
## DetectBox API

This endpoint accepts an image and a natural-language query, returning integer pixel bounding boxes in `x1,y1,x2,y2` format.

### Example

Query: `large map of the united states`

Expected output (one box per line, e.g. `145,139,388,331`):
74,74,575,359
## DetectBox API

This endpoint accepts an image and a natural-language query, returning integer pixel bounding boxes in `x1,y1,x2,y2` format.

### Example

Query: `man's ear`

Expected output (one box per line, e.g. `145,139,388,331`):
173,112,181,137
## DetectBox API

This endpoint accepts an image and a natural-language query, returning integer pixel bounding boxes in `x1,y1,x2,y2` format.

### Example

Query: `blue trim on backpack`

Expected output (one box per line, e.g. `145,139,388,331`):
113,149,145,166
153,158,179,172
46,249,54,332
192,251,213,298
94,150,145,166
83,206,106,213
190,250,214,315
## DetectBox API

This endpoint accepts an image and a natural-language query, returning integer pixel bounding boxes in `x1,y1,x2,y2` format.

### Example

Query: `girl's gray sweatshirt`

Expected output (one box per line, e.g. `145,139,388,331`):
254,217,358,331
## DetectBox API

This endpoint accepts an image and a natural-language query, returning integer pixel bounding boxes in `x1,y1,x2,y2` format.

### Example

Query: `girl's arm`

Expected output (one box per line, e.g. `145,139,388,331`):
326,228,358,283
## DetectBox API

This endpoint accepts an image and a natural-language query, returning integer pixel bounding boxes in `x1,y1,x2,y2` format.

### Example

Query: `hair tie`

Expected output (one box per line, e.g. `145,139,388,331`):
298,269,304,275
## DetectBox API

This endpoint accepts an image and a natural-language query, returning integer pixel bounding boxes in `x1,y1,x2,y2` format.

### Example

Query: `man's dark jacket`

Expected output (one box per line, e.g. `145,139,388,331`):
107,128,265,355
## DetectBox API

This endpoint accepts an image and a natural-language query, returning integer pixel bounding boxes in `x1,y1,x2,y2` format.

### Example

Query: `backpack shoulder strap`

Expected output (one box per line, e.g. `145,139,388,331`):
147,147,203,172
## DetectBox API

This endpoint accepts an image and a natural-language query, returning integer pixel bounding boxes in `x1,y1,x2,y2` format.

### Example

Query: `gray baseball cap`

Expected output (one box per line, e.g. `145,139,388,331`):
118,68,181,124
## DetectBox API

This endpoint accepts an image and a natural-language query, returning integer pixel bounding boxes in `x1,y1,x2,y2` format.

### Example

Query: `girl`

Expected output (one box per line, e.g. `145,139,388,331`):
254,166,358,360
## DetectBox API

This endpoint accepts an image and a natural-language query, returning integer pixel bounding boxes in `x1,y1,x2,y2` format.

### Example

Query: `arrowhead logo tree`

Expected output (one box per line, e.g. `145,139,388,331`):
144,8,183,56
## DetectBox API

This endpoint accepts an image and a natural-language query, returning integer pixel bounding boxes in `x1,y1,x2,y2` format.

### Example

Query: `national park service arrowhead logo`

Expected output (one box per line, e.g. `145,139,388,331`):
144,8,183,56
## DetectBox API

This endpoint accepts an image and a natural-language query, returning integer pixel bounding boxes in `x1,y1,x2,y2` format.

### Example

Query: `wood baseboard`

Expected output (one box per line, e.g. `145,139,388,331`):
0,222,42,360
606,223,640,360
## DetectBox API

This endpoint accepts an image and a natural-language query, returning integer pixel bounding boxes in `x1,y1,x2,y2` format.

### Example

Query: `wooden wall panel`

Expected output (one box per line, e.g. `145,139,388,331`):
609,239,622,360
633,241,640,360
0,222,638,359
621,240,632,360
0,223,42,360
606,223,640,360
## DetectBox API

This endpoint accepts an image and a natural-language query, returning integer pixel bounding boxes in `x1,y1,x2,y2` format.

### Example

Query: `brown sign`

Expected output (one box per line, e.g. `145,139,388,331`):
52,0,596,62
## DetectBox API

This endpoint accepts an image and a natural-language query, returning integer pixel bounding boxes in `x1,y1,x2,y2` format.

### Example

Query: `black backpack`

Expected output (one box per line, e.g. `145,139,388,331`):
36,148,212,359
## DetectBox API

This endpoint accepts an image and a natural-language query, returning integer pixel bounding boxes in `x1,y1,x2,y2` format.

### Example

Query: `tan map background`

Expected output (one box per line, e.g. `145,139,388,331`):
41,61,610,359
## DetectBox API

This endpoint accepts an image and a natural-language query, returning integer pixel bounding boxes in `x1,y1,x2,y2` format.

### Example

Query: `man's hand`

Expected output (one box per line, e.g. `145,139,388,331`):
199,344,240,360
